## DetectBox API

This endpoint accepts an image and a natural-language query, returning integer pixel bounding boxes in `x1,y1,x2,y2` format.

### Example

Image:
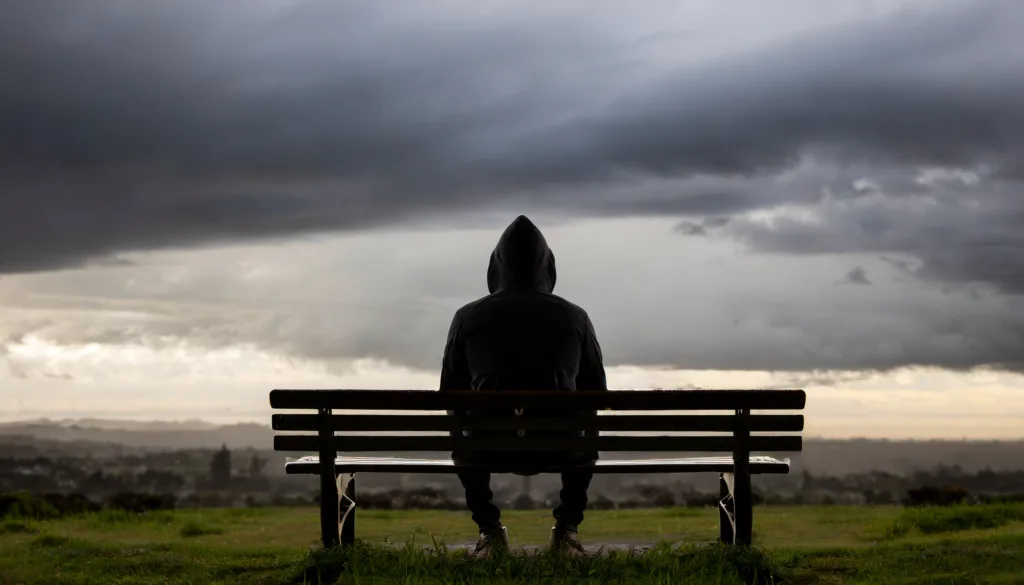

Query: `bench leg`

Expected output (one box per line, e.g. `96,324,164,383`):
730,408,754,546
718,473,735,544
733,470,753,546
339,473,356,546
319,466,340,548
317,408,340,548
719,472,754,545
719,473,754,545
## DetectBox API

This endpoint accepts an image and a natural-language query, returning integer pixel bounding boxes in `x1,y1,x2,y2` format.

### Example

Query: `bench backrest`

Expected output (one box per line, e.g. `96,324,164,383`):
270,389,806,455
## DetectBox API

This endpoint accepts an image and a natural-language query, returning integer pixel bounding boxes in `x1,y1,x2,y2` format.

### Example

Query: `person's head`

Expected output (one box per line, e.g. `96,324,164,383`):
486,215,556,294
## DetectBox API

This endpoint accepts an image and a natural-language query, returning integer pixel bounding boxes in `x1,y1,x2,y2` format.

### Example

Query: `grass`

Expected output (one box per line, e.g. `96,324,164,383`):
296,541,785,584
0,504,1021,584
882,504,1024,538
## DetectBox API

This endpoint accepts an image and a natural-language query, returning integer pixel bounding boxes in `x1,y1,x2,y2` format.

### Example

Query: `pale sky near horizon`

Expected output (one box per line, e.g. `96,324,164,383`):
3,1,1024,439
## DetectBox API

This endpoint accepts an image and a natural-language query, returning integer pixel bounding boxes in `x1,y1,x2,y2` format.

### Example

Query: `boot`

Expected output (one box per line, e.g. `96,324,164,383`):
470,525,510,558
546,525,585,557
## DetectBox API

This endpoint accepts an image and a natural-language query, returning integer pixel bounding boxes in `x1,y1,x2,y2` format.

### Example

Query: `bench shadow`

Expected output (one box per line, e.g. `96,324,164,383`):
290,547,346,585
293,564,343,585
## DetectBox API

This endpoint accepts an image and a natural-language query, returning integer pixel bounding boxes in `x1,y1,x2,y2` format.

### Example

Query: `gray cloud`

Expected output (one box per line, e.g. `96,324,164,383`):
2,0,1024,302
695,168,1024,296
843,266,872,286
4,217,1024,375
5,0,1024,378
771,370,877,388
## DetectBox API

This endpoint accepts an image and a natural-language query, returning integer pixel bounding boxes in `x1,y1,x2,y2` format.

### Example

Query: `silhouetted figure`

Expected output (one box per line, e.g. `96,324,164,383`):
440,215,607,557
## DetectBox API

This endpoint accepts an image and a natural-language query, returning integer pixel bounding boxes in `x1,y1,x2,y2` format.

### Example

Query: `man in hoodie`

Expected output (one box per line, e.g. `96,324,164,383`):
439,215,608,558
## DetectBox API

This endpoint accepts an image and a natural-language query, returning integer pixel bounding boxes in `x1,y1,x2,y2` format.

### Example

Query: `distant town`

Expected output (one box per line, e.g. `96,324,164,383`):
2,420,1023,512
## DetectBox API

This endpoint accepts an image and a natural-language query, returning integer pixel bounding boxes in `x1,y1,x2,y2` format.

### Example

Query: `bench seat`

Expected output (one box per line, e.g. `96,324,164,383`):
284,455,791,475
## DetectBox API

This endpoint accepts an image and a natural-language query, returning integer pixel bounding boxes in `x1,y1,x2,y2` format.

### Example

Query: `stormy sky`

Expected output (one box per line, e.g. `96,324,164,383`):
2,0,1024,437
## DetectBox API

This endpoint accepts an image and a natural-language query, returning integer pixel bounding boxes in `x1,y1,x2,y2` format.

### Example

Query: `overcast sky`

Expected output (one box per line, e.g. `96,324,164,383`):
2,0,1024,438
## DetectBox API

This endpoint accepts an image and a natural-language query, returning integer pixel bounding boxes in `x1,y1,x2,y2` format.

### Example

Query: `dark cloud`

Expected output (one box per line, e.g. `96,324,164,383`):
675,216,733,236
675,222,708,236
5,0,1024,378
711,169,1024,295
772,370,877,388
843,266,872,286
2,0,1023,298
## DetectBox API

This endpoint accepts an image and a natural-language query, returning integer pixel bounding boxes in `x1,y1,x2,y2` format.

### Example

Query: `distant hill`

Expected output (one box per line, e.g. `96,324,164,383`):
1,418,220,432
0,420,272,450
1,419,1022,476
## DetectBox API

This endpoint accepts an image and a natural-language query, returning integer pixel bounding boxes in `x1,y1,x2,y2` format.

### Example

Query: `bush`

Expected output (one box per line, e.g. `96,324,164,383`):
0,492,60,520
83,508,176,527
511,493,536,510
32,534,71,548
354,492,394,509
637,486,677,507
683,494,721,508
1,521,37,534
105,492,176,513
41,493,101,515
180,520,224,537
905,486,970,507
978,493,1024,505
398,487,461,510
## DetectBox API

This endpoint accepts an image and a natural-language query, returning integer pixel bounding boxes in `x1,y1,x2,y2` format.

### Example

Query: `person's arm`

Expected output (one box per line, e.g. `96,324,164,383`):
439,312,471,438
440,312,471,392
577,311,608,439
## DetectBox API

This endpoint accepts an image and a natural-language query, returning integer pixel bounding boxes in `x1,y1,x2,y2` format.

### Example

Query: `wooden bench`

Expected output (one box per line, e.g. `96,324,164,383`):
270,388,805,548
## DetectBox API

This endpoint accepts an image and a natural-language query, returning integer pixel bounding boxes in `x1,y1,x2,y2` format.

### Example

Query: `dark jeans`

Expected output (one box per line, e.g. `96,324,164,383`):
457,472,593,533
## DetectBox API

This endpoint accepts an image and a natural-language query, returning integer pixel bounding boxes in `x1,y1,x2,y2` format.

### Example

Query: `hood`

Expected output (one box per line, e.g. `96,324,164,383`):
486,215,556,294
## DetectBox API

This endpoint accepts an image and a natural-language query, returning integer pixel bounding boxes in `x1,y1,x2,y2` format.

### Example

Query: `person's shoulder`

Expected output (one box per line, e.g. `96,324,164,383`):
544,292,591,320
455,290,590,320
453,295,489,320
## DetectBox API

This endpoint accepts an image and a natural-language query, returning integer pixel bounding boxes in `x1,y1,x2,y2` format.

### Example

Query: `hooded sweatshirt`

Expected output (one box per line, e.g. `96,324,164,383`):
439,215,607,467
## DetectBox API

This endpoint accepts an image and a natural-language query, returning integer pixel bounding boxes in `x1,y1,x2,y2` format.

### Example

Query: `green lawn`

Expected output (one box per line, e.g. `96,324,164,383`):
2,504,1022,584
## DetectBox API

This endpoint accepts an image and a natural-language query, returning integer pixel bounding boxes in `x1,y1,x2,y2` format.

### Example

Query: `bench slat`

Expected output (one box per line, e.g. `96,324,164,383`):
272,413,804,432
283,455,791,475
273,434,802,453
269,389,806,411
